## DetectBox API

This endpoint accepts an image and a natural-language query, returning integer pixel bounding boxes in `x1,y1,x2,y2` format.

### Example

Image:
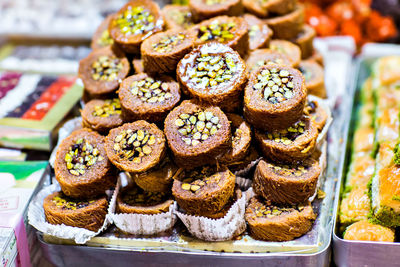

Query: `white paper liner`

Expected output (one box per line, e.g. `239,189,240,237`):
28,178,119,244
111,202,178,236
175,189,248,242
49,117,83,168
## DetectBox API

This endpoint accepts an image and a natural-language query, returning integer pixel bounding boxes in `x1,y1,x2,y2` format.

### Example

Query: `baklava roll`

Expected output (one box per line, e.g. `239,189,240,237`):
78,46,130,99
243,14,273,51
292,24,316,59
246,49,293,73
189,0,243,21
81,98,124,134
255,116,319,163
141,29,196,74
253,158,320,205
190,16,249,58
108,0,164,54
298,60,326,98
164,100,231,168
265,4,304,40
119,73,181,122
54,128,116,198
244,64,307,131
304,99,328,132
176,42,247,112
245,197,316,241
44,191,108,232
162,5,194,30
91,14,115,50
172,165,235,215
105,121,166,173
269,39,301,67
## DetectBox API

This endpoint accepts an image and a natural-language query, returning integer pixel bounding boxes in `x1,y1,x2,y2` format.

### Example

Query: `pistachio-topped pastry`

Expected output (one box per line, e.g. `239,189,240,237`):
255,116,319,163
298,60,326,98
304,100,328,132
117,184,174,214
164,100,231,168
91,14,115,50
109,0,164,54
43,191,108,232
244,64,307,131
189,0,243,21
105,121,166,173
177,42,247,112
162,5,194,30
253,158,321,204
190,16,249,58
81,98,124,134
78,46,130,99
119,73,180,122
54,128,117,198
141,29,196,74
172,165,235,216
269,40,301,68
265,4,305,40
245,197,316,241
243,14,273,51
246,49,293,73
292,24,316,59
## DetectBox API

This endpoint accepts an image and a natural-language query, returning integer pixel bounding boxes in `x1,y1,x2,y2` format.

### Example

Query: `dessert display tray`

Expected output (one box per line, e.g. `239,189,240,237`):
332,56,400,266
34,92,346,266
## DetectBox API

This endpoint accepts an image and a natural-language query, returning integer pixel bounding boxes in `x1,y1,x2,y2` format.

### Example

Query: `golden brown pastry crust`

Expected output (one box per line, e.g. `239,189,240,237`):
292,24,316,59
91,14,115,50
265,4,304,40
172,166,236,215
118,73,181,122
43,191,108,232
132,59,145,73
162,5,194,30
132,156,178,193
298,60,326,98
81,98,124,134
108,0,164,54
244,64,307,131
255,116,319,163
54,128,117,198
78,46,130,98
304,99,327,132
253,159,320,204
141,29,196,74
246,49,293,74
262,0,296,15
117,185,174,214
105,121,166,173
189,0,244,21
164,100,231,168
269,39,301,68
176,42,248,112
243,14,273,51
243,0,269,18
245,197,316,241
190,16,249,58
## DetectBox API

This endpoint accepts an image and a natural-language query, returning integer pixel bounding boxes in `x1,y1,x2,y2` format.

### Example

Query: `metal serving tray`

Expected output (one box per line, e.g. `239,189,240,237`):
35,99,347,267
332,57,400,267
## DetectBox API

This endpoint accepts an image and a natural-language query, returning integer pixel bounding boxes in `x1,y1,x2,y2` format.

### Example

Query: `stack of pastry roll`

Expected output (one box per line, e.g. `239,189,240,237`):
44,0,333,241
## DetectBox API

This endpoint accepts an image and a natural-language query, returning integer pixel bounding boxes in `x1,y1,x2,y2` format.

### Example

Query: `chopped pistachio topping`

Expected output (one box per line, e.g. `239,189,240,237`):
254,203,305,218
265,120,306,145
267,162,308,177
299,66,312,81
198,21,236,43
249,25,260,38
91,56,123,81
205,0,226,5
232,128,242,145
122,187,169,206
92,98,121,117
253,68,295,104
181,166,220,192
169,9,193,29
113,129,157,163
152,33,185,53
130,77,173,103
175,110,222,146
187,53,237,88
116,6,155,35
64,138,104,176
251,59,285,72
52,195,95,210
97,30,113,47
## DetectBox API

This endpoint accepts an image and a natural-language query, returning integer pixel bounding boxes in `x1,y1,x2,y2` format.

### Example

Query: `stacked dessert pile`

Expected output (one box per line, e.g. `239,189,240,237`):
43,0,329,242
